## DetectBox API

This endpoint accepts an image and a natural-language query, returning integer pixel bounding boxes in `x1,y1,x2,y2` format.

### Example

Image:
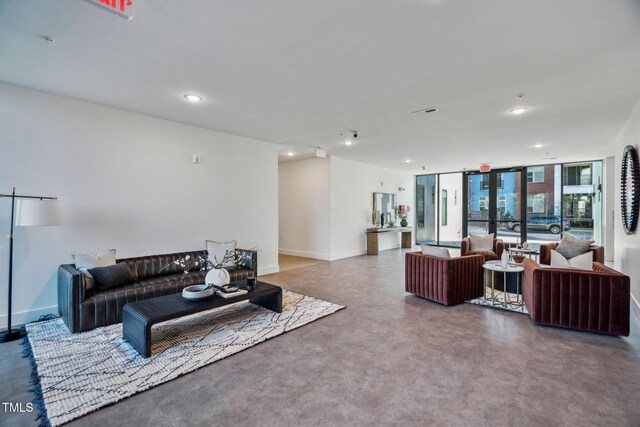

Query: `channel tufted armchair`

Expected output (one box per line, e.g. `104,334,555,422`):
522,258,630,336
405,252,484,305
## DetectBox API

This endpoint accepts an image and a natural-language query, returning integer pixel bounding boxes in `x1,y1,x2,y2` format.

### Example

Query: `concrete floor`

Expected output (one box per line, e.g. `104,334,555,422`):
1,249,640,426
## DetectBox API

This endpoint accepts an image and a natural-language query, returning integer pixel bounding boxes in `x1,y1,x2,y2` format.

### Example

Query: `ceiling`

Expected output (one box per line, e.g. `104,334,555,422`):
2,0,640,173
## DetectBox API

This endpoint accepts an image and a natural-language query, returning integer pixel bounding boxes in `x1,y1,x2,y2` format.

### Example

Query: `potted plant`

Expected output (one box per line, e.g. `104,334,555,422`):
397,205,410,227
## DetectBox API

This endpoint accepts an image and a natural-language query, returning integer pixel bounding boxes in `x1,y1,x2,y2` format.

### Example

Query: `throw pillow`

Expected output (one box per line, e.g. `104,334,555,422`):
555,234,593,260
72,249,117,277
550,250,593,270
469,234,494,252
420,244,451,259
87,262,135,290
206,240,237,268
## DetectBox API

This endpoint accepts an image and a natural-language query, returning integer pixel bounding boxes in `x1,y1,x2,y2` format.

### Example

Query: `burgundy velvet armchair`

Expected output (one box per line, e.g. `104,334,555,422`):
538,242,605,265
405,252,484,306
460,237,504,262
522,259,630,336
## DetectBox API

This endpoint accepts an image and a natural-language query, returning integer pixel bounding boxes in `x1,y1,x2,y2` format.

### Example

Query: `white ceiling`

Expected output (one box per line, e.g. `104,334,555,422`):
2,0,640,173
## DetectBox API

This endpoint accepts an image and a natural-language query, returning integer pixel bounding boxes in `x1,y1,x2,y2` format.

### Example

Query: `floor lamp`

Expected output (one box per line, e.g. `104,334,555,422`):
0,188,63,343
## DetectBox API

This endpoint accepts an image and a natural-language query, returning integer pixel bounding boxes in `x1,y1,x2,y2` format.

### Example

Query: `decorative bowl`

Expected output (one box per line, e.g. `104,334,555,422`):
512,255,526,264
182,284,214,301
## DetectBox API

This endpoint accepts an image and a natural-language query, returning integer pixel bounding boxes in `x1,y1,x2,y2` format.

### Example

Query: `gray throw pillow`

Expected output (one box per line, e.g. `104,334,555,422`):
555,234,593,260
87,262,135,291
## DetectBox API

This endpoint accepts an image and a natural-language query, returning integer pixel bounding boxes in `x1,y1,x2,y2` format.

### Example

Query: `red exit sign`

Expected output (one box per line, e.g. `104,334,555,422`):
479,164,491,173
83,0,134,20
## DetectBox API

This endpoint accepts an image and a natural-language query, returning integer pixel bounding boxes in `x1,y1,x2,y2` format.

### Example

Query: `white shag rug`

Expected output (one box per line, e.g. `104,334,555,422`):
25,290,344,426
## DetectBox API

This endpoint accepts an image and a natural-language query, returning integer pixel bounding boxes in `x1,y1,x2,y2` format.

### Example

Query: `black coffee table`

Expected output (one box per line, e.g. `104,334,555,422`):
123,281,282,357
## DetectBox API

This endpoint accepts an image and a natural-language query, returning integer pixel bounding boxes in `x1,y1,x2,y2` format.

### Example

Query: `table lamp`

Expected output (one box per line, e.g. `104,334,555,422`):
1,188,63,343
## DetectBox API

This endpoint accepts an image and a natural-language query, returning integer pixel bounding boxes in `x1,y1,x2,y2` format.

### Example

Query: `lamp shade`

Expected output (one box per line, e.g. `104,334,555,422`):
15,199,63,227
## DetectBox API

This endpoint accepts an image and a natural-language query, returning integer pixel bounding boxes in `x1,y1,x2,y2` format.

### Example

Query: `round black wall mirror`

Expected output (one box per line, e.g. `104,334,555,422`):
621,145,640,235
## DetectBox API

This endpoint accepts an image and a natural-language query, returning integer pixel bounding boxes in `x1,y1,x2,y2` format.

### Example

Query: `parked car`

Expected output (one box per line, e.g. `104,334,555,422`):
508,216,571,234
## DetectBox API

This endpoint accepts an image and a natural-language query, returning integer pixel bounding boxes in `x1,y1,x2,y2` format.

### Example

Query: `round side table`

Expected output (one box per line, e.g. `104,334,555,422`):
482,262,524,308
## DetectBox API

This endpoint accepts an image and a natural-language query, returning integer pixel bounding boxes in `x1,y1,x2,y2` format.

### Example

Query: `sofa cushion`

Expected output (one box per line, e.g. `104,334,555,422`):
420,245,451,258
469,234,494,252
555,233,593,260
121,251,207,280
88,262,135,290
73,249,117,277
550,250,592,270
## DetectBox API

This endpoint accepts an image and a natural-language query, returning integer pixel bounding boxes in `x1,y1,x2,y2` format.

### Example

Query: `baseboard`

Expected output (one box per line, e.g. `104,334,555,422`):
278,248,332,261
632,293,640,321
258,265,280,276
329,249,367,261
0,305,58,327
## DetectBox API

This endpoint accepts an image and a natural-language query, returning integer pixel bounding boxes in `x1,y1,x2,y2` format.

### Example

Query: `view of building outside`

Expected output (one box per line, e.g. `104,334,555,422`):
417,161,603,248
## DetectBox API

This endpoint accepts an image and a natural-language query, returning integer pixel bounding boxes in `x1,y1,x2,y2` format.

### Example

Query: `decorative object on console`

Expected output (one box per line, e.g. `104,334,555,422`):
397,204,410,227
550,250,592,270
0,187,62,343
621,144,639,235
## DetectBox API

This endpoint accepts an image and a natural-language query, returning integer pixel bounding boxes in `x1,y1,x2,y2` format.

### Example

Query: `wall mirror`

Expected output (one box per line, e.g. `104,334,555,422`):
621,145,640,235
373,192,397,226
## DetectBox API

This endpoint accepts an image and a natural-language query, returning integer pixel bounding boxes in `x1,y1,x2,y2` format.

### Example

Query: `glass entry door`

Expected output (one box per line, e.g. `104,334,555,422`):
464,169,524,245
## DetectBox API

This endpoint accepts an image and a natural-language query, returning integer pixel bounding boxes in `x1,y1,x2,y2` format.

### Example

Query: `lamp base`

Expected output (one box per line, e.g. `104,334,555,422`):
0,327,27,343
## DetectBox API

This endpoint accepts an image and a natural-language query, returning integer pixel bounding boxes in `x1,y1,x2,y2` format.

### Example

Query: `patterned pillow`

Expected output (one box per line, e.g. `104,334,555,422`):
555,234,593,260
72,249,117,278
206,240,237,268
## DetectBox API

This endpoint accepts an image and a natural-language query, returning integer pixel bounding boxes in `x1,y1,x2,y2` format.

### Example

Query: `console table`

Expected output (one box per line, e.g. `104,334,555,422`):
366,227,412,255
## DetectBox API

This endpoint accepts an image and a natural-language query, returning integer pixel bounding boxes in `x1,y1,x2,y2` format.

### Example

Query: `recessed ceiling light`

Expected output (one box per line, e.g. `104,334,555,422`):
344,139,353,146
510,108,528,115
534,143,544,148
287,151,294,157
184,94,202,103
405,159,412,164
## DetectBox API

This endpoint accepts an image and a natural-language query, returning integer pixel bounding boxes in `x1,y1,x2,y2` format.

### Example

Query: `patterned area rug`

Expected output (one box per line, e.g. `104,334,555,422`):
466,288,529,315
24,290,344,427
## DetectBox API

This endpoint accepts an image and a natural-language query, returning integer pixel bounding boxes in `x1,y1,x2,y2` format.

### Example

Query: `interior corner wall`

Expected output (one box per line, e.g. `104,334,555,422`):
0,83,279,325
614,98,640,319
278,158,331,259
329,157,414,260
603,156,615,262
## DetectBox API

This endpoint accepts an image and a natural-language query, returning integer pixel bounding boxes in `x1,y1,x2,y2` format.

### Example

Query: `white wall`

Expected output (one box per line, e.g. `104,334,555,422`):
604,156,616,262
278,156,413,261
614,98,640,319
0,83,279,325
330,157,414,259
278,158,331,259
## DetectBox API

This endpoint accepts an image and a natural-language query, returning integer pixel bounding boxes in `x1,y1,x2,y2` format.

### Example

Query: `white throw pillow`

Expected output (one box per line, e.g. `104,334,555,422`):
469,233,494,252
206,240,237,268
550,250,592,270
420,244,451,259
72,249,117,277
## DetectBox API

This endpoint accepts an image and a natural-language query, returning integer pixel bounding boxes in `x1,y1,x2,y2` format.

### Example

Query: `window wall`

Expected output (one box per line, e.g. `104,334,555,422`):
416,160,603,248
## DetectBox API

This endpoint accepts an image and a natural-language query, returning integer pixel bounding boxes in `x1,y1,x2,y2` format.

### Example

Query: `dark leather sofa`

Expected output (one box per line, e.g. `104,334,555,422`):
58,249,257,333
